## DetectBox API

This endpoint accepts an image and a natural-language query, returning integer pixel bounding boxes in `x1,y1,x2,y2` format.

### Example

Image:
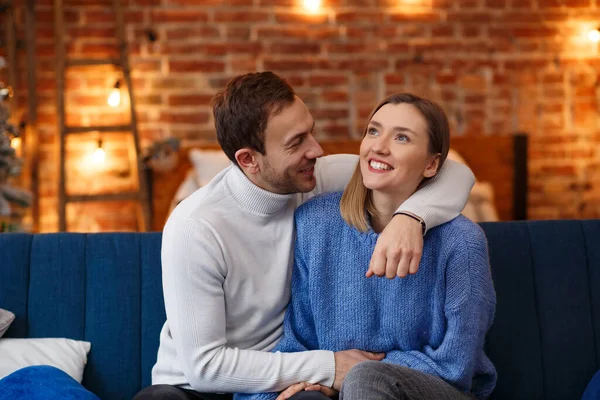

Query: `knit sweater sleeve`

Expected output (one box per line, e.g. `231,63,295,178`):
235,221,324,400
312,156,474,232
382,226,496,393
162,216,334,394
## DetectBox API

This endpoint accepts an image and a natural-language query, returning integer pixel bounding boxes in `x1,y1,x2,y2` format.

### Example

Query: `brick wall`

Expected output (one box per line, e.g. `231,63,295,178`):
4,0,600,232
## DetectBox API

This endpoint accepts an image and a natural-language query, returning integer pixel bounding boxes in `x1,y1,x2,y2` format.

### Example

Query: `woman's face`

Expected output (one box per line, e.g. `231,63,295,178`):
359,103,439,195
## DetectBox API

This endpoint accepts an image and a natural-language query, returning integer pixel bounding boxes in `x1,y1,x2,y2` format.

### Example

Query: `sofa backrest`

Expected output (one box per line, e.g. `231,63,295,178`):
0,232,166,400
0,220,599,400
481,220,600,400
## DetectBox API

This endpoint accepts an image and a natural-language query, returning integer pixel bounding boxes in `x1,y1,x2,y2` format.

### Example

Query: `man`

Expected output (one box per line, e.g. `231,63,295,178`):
134,72,474,400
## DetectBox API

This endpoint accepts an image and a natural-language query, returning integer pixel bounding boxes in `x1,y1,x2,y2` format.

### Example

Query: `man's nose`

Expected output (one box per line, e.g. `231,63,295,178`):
306,134,324,159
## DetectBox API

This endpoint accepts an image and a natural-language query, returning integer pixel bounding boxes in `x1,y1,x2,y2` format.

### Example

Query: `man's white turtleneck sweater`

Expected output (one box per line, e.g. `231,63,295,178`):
152,155,474,393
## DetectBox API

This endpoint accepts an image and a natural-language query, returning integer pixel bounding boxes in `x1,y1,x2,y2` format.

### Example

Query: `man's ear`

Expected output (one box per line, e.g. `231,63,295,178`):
235,148,260,174
423,154,440,178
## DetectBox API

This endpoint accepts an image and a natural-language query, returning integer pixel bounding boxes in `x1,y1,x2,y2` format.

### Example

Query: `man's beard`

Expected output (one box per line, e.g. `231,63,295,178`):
261,159,315,194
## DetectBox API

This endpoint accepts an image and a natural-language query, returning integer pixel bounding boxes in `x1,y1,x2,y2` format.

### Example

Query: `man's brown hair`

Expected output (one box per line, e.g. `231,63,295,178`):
211,72,296,166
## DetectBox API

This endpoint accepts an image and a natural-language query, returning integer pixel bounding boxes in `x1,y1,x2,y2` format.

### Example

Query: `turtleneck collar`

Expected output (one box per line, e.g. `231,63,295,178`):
225,165,293,216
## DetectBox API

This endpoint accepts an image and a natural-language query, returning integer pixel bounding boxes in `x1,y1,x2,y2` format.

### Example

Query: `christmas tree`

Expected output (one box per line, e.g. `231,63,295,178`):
0,56,32,232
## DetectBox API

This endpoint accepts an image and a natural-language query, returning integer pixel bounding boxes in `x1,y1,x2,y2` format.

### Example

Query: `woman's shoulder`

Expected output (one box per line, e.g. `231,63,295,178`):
429,215,488,256
433,215,486,240
295,191,343,219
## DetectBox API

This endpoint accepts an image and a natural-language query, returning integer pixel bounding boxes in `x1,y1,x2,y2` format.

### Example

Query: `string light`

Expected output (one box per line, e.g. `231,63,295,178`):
303,0,321,13
10,137,21,151
589,28,600,43
92,138,106,164
107,80,121,108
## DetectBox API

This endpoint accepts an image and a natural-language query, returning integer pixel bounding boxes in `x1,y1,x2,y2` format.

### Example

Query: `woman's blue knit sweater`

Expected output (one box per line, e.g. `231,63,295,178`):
237,192,497,400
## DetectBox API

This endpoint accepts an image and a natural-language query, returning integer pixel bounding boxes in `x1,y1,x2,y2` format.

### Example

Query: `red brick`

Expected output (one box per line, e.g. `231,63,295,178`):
334,58,389,72
447,11,493,22
432,24,455,37
309,75,348,86
168,0,253,4
168,94,214,106
312,109,349,119
323,124,350,137
389,11,442,22
165,26,221,40
264,59,319,71
269,43,321,55
436,72,457,84
225,27,251,40
337,11,386,23
214,11,270,23
275,12,329,24
460,25,481,37
159,112,210,124
257,26,340,40
327,43,375,54
485,0,507,7
169,60,226,73
322,91,350,102
68,27,116,39
150,10,209,23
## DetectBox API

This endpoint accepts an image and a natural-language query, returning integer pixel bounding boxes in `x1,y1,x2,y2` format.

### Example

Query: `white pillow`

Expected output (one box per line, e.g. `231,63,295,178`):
0,309,15,338
188,148,231,187
0,338,91,383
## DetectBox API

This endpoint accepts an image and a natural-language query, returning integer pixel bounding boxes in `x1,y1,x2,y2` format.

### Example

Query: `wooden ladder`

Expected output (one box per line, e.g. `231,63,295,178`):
53,0,151,232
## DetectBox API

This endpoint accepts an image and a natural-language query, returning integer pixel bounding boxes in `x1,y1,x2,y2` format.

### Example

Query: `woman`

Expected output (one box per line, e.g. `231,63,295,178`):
236,93,496,400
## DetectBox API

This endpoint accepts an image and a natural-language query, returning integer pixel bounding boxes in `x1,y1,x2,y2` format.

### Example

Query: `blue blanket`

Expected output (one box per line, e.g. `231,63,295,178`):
0,365,100,400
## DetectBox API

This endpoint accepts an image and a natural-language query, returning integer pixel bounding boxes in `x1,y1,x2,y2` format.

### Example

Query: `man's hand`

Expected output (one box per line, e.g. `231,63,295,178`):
367,214,423,279
333,349,385,390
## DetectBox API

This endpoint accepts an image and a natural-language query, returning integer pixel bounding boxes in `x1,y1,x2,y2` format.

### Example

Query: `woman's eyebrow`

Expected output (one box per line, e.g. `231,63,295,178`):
369,120,417,135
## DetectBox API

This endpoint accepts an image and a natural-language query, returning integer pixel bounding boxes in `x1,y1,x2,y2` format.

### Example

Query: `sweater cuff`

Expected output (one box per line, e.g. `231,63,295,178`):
314,350,336,388
394,205,434,235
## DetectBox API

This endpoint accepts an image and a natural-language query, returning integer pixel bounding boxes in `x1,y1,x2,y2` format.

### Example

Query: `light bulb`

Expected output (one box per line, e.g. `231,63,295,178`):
107,88,121,107
92,140,106,164
10,137,21,150
303,0,321,13
589,29,600,43
107,79,122,107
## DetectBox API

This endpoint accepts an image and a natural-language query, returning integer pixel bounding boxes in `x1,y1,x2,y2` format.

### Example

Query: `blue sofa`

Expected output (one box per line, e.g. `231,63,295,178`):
1,220,599,400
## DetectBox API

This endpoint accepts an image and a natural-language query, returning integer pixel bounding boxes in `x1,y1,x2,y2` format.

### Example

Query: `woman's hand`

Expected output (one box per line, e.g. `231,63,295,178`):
275,382,312,400
367,213,423,279
275,382,339,400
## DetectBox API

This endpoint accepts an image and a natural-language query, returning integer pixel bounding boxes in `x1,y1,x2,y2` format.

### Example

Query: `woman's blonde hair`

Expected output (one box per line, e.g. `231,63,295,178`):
340,93,451,232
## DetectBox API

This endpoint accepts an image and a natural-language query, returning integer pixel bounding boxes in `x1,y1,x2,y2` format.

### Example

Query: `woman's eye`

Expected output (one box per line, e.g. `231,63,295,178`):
367,128,379,136
396,134,409,142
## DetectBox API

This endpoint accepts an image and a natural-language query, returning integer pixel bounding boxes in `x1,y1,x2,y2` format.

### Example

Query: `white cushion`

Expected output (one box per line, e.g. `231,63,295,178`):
0,309,14,338
0,338,91,383
188,148,231,187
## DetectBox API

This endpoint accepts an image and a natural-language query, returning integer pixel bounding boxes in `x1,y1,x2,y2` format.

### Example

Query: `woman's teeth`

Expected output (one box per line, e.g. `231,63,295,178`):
369,160,393,171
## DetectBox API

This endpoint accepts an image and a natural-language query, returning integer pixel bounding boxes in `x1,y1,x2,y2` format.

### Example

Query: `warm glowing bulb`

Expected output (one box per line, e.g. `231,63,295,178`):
93,140,106,164
589,29,600,42
107,88,121,107
303,0,321,13
10,137,21,150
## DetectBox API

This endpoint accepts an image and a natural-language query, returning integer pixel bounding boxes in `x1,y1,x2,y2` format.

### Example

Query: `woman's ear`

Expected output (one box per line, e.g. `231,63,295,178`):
423,154,440,178
235,148,260,174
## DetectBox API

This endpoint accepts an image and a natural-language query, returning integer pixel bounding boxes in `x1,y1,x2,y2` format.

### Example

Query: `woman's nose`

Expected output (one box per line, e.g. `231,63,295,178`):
371,136,390,155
